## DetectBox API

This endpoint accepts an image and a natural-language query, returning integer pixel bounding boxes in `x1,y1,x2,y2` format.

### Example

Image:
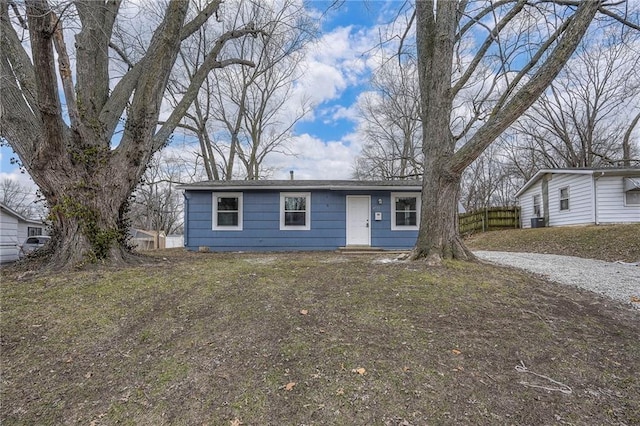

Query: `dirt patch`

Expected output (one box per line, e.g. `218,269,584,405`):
2,251,639,425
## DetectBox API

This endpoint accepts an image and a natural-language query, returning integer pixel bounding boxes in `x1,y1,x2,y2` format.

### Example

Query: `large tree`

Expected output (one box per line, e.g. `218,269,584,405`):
412,0,637,263
0,0,266,267
510,31,640,170
353,57,423,180
169,0,313,181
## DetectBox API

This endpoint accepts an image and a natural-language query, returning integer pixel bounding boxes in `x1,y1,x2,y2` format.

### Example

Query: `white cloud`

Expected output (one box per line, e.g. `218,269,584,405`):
298,61,347,105
266,133,363,180
0,170,36,189
292,24,379,119
330,104,359,122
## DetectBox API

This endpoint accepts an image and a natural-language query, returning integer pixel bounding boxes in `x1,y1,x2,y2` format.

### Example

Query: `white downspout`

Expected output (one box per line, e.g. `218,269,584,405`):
592,172,604,225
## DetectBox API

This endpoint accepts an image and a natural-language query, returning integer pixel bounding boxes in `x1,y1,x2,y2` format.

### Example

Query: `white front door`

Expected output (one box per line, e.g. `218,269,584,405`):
346,196,371,246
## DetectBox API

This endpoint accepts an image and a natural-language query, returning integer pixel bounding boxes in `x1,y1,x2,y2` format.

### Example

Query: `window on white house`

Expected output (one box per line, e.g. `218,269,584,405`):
533,194,541,217
27,226,42,236
624,178,640,206
625,189,640,206
280,193,310,230
559,187,570,211
391,192,420,230
213,193,243,230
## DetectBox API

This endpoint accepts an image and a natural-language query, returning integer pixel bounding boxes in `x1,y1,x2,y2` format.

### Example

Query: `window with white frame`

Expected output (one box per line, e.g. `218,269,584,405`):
213,193,243,230
391,192,420,230
533,194,541,217
280,192,311,230
559,187,570,211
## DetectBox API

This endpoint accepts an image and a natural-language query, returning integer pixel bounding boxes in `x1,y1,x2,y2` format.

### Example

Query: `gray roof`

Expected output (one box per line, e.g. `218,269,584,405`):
0,203,44,224
515,167,640,198
178,180,423,191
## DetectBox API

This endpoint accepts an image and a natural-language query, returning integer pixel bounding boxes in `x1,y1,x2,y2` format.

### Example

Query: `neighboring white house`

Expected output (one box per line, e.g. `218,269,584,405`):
165,234,184,248
516,168,640,229
130,230,185,250
0,203,48,263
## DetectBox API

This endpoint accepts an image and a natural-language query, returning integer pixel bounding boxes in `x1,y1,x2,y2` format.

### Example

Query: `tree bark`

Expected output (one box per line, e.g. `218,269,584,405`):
411,0,471,264
1,0,263,269
412,0,602,264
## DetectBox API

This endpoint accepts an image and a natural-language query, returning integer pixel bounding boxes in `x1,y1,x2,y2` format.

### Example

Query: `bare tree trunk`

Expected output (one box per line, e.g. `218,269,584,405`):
1,0,264,268
36,150,138,266
411,0,471,263
411,0,601,264
412,158,473,264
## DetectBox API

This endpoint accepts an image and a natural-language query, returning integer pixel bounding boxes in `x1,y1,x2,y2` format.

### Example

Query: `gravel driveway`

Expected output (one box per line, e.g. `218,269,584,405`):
474,251,640,310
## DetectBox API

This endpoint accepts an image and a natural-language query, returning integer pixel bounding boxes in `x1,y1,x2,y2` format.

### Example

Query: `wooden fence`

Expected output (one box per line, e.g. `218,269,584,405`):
458,206,520,234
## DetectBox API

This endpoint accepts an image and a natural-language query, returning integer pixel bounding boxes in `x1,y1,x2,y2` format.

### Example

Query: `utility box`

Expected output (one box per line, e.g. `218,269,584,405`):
530,217,545,228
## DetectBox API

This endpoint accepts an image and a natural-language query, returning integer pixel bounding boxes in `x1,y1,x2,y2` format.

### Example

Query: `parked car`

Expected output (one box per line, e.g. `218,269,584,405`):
19,235,51,259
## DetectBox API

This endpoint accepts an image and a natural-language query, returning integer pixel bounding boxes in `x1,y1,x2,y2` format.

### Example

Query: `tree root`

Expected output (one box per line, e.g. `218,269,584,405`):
410,236,476,264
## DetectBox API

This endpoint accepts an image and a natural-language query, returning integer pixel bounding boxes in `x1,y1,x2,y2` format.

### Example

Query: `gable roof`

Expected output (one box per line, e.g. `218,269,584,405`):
178,180,423,191
515,168,640,198
0,202,44,225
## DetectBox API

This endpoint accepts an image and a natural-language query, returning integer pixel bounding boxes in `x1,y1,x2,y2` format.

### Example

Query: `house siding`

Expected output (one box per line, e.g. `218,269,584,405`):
185,189,418,251
17,222,45,242
0,209,19,263
547,173,594,226
596,176,640,223
519,181,543,229
517,169,640,228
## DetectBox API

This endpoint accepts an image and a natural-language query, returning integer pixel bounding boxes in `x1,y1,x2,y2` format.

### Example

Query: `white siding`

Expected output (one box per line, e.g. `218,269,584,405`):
0,209,19,263
518,181,543,228
165,235,184,248
548,173,594,227
596,176,640,224
17,221,46,243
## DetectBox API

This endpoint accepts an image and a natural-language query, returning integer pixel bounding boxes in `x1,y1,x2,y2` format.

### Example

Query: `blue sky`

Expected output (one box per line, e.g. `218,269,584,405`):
0,1,398,187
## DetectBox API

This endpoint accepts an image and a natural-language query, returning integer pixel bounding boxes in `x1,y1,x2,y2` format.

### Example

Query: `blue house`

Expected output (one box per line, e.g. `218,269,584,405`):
179,180,423,252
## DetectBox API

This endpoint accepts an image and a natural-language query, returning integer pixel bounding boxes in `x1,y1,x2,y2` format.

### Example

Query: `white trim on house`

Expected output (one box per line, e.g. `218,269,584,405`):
345,195,371,246
390,192,421,231
279,192,311,231
516,168,640,198
179,180,422,192
517,169,640,228
212,192,243,231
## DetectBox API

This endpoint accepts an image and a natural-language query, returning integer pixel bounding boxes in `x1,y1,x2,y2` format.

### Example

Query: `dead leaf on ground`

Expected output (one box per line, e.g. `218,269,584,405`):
352,367,366,375
284,382,296,391
451,349,462,355
336,388,345,395
230,419,243,426
300,309,309,315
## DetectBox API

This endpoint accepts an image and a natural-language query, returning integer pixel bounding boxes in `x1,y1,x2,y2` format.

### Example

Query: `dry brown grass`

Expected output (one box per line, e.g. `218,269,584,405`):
466,223,640,262
2,251,639,425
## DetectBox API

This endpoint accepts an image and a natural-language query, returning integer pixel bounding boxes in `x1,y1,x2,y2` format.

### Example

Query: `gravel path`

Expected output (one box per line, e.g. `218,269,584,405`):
474,251,640,310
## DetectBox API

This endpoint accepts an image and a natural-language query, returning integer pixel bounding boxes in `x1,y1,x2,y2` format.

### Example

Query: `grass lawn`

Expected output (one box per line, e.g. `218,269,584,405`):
466,223,640,263
2,251,639,425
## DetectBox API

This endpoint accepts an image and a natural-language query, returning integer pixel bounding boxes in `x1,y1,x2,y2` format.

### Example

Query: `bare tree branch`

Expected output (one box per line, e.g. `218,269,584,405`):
451,0,602,174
